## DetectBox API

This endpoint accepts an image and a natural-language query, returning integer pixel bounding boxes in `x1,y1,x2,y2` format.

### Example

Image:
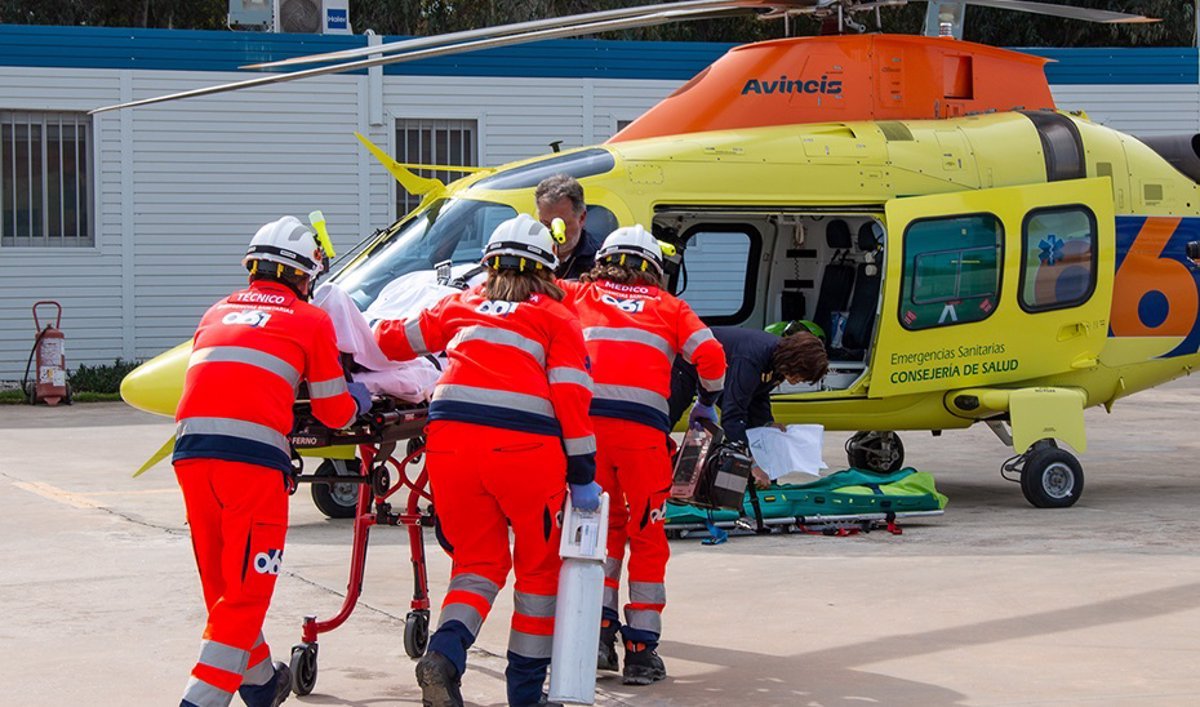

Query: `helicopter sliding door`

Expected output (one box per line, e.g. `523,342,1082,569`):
869,177,1115,399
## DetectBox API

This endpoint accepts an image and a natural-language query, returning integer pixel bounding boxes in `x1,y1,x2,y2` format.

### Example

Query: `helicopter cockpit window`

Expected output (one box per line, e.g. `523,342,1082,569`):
1019,206,1097,313
584,205,619,241
472,149,616,190
333,198,517,310
900,214,1003,331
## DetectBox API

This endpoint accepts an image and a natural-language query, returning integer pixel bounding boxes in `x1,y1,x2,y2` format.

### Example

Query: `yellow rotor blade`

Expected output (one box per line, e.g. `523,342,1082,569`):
354,132,444,196
133,435,176,478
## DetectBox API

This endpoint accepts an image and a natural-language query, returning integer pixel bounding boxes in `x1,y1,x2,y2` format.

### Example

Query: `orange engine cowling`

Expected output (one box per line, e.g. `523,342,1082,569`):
32,300,68,406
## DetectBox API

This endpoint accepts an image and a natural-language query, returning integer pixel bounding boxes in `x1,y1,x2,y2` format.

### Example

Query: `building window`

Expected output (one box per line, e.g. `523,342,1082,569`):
395,118,477,217
900,214,1002,330
1,111,92,247
1019,206,1097,312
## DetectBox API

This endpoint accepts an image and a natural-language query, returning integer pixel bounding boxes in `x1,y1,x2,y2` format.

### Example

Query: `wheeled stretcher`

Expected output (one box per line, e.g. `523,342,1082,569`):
283,394,433,696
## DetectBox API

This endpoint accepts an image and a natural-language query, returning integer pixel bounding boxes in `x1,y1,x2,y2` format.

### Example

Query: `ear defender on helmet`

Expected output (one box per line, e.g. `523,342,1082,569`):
481,214,560,272
596,224,668,276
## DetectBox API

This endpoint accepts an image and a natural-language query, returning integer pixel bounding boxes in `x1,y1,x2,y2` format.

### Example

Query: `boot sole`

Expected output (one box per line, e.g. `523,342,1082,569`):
622,668,666,686
598,650,620,672
415,660,465,707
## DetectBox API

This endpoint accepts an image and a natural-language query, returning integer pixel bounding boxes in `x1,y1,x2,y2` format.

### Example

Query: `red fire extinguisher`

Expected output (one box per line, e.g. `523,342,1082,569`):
28,301,69,406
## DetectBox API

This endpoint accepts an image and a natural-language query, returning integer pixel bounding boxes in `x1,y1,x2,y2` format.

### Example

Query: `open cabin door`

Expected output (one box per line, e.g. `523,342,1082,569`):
869,178,1114,399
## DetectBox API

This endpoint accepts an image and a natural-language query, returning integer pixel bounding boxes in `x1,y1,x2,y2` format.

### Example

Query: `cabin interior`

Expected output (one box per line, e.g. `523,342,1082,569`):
654,210,886,395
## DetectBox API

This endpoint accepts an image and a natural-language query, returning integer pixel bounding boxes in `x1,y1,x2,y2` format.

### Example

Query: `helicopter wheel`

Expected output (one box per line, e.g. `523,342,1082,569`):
1019,441,1083,509
846,431,905,474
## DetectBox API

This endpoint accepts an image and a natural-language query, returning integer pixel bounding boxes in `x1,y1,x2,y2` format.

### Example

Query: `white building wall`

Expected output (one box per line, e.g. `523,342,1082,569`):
1,63,1198,378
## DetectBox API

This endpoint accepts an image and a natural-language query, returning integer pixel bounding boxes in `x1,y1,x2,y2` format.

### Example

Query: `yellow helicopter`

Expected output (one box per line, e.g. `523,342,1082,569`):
111,0,1193,510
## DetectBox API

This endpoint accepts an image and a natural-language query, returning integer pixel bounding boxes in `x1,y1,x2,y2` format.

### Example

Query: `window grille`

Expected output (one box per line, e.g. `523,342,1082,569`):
1,111,92,247
395,118,478,217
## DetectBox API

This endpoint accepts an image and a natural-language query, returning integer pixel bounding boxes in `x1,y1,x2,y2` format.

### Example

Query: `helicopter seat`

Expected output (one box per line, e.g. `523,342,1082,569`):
833,222,884,362
812,219,856,346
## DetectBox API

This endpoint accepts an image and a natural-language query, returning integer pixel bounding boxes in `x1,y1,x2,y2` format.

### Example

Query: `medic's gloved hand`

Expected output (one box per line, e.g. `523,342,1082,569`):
568,481,603,512
688,401,718,427
347,381,373,416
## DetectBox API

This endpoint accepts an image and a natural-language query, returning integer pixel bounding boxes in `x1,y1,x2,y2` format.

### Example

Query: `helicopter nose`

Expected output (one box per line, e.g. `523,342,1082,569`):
120,341,191,417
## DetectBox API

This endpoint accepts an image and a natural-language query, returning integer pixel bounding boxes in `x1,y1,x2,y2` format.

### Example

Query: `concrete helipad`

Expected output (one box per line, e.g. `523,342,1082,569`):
3,377,1200,706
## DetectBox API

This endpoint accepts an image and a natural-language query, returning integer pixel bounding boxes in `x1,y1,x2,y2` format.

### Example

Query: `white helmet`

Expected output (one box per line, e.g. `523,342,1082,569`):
596,224,664,275
481,214,560,272
243,216,327,279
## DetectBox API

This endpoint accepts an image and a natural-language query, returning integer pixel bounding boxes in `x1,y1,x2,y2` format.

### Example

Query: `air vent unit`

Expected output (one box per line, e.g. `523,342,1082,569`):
276,0,322,33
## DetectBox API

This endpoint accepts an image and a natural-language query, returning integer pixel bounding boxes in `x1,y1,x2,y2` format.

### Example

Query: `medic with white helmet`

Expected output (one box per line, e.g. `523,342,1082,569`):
562,225,726,686
173,216,372,707
375,214,598,707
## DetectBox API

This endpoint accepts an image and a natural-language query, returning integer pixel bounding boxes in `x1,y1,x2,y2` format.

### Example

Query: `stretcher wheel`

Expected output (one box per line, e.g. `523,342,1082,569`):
311,459,360,519
290,643,318,696
404,610,430,659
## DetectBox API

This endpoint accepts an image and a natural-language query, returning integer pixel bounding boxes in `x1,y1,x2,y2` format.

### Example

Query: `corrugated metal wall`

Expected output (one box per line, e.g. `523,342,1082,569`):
0,26,1197,377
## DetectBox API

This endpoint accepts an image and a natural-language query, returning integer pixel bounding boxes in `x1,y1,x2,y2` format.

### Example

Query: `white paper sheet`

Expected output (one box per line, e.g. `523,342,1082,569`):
746,424,828,480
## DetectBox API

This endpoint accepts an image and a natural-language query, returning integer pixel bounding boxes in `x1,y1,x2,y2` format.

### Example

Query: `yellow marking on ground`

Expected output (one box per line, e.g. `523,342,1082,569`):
12,481,106,510
82,488,177,497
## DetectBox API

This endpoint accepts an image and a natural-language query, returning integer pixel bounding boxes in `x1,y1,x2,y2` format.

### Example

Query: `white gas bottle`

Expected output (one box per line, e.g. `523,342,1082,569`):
548,493,610,704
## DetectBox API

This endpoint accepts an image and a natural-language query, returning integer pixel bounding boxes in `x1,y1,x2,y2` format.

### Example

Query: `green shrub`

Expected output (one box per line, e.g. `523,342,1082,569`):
71,358,141,394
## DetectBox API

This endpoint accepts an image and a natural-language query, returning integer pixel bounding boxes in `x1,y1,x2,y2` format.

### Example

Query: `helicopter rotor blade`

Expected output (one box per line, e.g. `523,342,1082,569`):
963,0,1157,24
91,5,752,114
242,0,802,70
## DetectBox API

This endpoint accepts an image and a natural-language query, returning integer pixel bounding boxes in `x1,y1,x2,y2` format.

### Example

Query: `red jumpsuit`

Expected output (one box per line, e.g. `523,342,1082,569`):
563,279,725,650
174,279,357,707
376,287,594,706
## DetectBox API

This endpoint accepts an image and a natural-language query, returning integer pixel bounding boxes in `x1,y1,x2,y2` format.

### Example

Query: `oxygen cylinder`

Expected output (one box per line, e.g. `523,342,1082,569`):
548,492,610,705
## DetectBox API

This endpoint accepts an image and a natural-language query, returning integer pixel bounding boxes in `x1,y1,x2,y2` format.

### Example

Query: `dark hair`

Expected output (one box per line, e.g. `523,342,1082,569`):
579,261,662,288
535,174,586,215
773,332,829,383
482,267,565,302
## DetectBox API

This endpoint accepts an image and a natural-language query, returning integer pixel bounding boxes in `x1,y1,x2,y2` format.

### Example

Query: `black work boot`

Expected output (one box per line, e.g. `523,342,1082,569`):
622,643,666,686
238,661,292,707
597,620,620,672
415,651,465,707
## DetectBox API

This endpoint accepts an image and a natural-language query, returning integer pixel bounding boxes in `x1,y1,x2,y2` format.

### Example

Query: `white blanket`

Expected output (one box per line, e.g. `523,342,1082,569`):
312,281,447,403
746,424,828,480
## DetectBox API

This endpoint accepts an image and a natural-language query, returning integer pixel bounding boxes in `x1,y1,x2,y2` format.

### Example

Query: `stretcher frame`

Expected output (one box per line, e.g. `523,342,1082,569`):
284,396,433,696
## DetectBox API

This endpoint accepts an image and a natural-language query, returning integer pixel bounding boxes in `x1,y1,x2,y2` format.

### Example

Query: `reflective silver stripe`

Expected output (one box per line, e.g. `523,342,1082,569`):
593,383,669,414
405,318,429,355
198,639,249,675
564,435,597,456
583,326,672,359
433,384,555,417
242,656,275,686
624,607,663,634
681,328,716,362
189,346,300,386
176,417,290,456
439,603,485,637
308,376,348,399
604,556,623,580
629,581,667,605
514,591,556,619
182,676,235,707
699,374,725,392
509,629,554,659
448,325,545,365
447,572,501,604
547,366,593,391
603,585,619,612
252,632,264,649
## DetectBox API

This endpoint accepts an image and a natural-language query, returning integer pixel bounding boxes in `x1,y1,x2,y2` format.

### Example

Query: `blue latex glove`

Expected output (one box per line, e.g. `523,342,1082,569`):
347,381,372,416
568,481,603,512
688,401,718,427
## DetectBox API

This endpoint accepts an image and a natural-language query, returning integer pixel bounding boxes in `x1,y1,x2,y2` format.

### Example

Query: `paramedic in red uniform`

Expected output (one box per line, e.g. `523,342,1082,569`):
375,214,599,707
563,225,726,685
173,216,372,707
